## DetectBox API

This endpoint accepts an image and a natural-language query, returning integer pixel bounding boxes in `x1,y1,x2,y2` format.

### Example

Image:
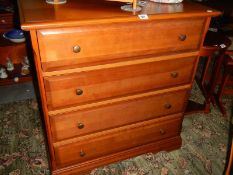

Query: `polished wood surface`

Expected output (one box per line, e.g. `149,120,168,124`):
216,51,233,115
194,31,232,114
226,140,233,175
37,18,204,71
184,16,212,115
29,30,57,169
0,42,26,64
0,13,14,32
42,51,199,77
54,114,182,167
48,84,191,116
44,56,195,110
50,89,188,141
53,136,182,175
18,0,220,30
18,0,220,174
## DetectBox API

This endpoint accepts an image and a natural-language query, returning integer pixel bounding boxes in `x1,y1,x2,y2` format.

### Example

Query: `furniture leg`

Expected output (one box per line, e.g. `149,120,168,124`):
217,70,230,116
201,55,211,95
226,140,233,175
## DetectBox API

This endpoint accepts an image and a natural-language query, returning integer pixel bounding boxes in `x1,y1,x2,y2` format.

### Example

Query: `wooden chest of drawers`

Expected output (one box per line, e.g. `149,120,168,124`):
18,0,220,174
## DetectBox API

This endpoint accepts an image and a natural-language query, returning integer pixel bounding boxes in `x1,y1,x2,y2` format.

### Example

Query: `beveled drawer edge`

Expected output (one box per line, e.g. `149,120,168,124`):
53,112,182,147
21,11,221,31
42,51,199,77
52,136,182,175
48,84,191,116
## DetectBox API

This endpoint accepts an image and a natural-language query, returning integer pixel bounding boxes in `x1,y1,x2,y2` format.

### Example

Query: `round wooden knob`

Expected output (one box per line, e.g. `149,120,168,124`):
170,72,178,78
1,19,6,23
164,103,172,109
160,129,166,135
76,89,83,95
80,150,86,157
179,34,187,41
73,45,81,53
77,123,84,129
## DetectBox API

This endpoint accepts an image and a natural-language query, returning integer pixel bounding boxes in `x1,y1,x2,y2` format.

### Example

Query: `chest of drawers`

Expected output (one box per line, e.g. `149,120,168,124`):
18,0,220,174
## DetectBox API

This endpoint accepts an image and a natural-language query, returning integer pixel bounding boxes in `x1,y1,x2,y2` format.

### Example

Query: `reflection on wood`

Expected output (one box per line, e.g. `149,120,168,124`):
107,0,137,9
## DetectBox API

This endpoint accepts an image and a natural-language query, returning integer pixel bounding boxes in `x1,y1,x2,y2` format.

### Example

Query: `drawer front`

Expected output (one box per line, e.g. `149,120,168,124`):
38,18,204,71
54,114,182,167
0,15,13,29
44,56,196,110
50,89,188,141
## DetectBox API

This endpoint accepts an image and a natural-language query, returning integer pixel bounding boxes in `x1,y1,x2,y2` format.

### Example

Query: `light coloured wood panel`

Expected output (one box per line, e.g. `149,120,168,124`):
53,136,181,175
41,51,199,77
48,84,191,116
53,113,182,167
44,56,196,110
29,30,57,170
50,89,188,141
17,0,221,174
18,0,221,30
37,18,204,71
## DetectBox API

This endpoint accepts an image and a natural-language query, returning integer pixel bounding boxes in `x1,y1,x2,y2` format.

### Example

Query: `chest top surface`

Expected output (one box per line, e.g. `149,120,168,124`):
18,0,220,30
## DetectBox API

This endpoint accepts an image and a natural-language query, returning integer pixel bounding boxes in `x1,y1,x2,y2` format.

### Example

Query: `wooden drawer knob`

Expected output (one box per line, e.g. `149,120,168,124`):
76,89,83,95
80,150,86,157
164,103,172,109
179,34,187,41
160,129,166,135
170,72,178,78
73,45,81,53
1,19,6,23
77,123,85,129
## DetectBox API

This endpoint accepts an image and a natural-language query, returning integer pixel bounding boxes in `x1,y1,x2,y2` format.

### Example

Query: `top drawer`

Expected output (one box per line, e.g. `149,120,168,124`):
37,18,205,71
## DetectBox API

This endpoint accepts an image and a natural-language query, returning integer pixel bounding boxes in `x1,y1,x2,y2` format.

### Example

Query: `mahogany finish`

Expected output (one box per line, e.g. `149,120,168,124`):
0,39,27,64
18,0,220,174
194,31,232,114
18,0,220,30
216,51,233,115
0,13,14,32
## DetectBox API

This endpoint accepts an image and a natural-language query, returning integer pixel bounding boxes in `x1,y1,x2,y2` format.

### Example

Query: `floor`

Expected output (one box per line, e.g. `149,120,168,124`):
0,82,35,104
0,80,231,175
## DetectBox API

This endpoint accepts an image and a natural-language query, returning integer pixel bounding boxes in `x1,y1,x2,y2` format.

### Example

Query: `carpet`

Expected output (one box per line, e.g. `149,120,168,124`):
0,82,232,175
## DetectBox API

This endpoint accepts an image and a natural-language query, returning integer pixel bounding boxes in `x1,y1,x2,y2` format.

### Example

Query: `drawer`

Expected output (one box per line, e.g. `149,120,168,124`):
50,89,188,141
37,18,205,71
0,15,13,29
44,56,196,110
53,113,182,167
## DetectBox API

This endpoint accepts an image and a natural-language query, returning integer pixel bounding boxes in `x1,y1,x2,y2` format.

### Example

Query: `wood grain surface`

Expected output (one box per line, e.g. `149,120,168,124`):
53,113,182,167
17,0,221,174
44,56,196,110
37,18,204,71
50,89,188,141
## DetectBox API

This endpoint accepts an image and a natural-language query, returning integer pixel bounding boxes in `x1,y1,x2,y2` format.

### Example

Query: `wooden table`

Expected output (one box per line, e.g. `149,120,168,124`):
185,31,232,114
